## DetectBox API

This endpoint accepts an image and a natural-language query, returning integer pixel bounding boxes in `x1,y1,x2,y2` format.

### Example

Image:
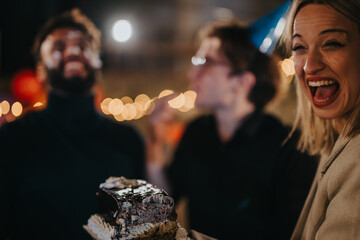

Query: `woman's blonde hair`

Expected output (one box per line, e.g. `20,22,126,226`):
283,0,360,155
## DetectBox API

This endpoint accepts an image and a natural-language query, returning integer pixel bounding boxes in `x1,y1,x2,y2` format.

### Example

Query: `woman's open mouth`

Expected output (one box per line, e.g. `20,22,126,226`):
307,78,340,107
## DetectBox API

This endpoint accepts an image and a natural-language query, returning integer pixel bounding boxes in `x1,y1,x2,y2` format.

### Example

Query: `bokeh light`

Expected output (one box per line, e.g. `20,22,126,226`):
184,90,197,104
133,102,144,120
121,96,133,104
112,20,133,42
124,103,137,120
114,113,125,122
159,90,174,99
100,98,112,115
120,105,129,120
33,102,44,107
11,102,23,117
168,93,185,109
281,57,295,77
108,98,124,115
135,94,150,106
99,90,197,121
1,101,10,115
144,99,156,115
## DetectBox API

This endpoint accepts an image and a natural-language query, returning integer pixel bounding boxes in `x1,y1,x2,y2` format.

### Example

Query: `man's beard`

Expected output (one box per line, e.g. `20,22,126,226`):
46,61,96,96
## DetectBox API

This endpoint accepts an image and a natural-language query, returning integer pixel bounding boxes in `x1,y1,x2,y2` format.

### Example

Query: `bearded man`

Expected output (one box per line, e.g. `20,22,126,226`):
0,9,145,239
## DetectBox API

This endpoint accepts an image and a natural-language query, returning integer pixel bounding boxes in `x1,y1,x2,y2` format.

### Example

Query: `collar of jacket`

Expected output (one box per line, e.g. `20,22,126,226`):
321,134,352,177
45,91,97,120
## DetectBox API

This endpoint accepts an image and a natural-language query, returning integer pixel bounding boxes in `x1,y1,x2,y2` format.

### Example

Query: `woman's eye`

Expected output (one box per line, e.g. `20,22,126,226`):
292,45,305,51
324,41,345,48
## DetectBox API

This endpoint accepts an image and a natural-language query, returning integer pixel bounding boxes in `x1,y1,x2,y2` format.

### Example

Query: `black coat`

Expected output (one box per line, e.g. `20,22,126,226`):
168,112,318,240
0,92,145,240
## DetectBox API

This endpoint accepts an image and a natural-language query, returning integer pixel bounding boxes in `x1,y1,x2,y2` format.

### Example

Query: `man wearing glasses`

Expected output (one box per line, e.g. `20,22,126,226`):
148,21,317,239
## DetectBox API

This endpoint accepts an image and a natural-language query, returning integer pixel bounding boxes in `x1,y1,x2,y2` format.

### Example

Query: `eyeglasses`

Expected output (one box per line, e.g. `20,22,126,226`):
191,56,229,68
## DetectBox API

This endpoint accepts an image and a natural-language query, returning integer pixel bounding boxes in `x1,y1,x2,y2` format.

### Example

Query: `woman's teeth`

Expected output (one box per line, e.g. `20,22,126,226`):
308,80,335,87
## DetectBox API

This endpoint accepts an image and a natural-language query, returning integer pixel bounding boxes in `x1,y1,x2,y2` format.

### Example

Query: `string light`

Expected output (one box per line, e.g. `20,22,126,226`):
133,102,144,120
135,94,150,106
11,102,23,117
0,89,196,123
280,57,295,77
121,96,133,104
108,98,124,115
144,99,156,115
100,98,112,115
99,89,197,122
1,101,10,115
33,102,44,107
168,93,185,109
124,103,137,120
159,90,174,99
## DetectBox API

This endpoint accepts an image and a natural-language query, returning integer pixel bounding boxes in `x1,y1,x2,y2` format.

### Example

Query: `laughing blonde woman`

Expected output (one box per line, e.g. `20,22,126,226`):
284,0,360,239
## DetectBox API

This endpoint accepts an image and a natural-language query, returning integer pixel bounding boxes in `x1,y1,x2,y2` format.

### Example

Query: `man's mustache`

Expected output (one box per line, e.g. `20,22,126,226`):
59,56,91,71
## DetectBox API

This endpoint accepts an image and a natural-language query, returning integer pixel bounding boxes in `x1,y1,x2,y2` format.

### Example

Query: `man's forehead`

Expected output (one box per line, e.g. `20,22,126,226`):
196,37,222,57
45,27,89,42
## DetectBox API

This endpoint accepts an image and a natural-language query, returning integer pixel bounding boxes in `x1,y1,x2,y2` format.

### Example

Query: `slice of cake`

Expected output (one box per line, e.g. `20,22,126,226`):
84,176,190,240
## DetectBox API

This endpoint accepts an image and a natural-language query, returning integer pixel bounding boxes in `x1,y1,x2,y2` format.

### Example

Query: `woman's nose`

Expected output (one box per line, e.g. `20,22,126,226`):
303,48,325,74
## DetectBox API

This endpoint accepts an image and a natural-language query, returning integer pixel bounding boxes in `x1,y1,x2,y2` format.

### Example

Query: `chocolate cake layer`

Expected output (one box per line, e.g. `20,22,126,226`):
95,177,178,239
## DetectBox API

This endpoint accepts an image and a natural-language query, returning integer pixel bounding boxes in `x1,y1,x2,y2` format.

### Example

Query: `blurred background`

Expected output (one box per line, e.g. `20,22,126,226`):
0,0,295,137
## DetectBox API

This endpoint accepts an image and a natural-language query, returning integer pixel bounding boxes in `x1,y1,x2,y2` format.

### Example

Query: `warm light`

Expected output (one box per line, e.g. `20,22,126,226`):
121,96,133,104
120,105,129,119
184,94,195,109
124,103,137,120
112,20,132,42
184,91,197,104
108,98,124,115
114,113,125,122
144,99,155,115
135,94,150,106
133,102,144,119
1,101,10,115
11,102,23,117
178,92,196,112
0,104,2,117
159,90,174,99
106,90,195,121
33,102,43,107
168,93,186,109
100,98,112,115
281,57,295,77
178,105,192,113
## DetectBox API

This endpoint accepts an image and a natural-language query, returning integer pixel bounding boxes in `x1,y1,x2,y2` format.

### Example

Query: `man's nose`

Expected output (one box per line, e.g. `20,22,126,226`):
303,48,325,74
65,45,81,57
188,66,201,83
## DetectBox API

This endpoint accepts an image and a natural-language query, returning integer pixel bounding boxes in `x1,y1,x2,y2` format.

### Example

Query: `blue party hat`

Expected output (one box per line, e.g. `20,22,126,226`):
250,0,291,54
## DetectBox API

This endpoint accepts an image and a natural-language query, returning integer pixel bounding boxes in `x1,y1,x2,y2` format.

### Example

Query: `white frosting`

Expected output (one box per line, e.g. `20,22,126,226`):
86,214,115,240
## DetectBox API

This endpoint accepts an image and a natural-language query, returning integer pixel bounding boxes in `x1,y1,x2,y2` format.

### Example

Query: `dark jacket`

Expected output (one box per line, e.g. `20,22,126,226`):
168,112,318,240
0,92,145,240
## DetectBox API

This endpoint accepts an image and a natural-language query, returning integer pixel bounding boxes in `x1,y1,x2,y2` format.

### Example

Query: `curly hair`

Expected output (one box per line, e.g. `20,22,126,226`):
33,8,101,61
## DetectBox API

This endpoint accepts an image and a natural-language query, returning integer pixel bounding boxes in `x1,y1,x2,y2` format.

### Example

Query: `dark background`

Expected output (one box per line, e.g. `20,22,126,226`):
0,0,293,130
